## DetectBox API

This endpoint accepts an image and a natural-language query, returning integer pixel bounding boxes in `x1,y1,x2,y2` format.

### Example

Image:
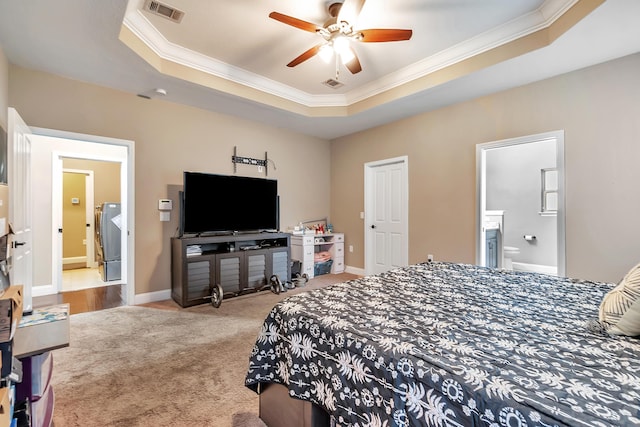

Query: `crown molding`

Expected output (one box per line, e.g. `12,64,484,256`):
122,0,583,111
344,0,579,104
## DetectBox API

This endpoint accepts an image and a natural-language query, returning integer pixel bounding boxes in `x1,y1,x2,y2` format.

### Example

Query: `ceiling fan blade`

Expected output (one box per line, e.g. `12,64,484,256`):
287,45,322,67
358,29,413,42
337,0,366,24
344,48,362,74
269,12,319,33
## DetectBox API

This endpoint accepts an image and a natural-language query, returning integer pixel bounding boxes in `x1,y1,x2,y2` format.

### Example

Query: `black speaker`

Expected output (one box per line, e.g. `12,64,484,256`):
178,190,185,237
276,195,280,232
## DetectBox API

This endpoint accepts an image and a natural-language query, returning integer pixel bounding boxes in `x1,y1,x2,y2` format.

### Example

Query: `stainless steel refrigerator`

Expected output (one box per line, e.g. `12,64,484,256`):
95,202,121,281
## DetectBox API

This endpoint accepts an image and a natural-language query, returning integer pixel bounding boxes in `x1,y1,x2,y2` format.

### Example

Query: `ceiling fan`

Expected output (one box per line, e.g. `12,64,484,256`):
269,0,413,76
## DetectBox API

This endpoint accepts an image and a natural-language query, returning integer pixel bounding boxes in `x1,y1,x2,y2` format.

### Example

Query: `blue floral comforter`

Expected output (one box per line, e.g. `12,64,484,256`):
245,262,640,426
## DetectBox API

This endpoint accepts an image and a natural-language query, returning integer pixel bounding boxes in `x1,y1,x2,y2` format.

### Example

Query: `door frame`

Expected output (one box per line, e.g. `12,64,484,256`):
475,130,566,276
61,168,97,269
32,127,135,305
364,155,409,276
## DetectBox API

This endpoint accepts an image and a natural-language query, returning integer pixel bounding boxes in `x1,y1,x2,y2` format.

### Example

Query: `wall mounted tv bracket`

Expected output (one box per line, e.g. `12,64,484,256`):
232,146,268,176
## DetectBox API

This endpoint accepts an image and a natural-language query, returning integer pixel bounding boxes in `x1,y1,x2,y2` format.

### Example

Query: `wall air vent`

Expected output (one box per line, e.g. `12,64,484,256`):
322,79,344,89
144,0,184,23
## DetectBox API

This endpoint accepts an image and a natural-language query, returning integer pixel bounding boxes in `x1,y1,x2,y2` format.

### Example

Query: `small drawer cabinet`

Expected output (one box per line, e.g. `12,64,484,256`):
291,233,345,279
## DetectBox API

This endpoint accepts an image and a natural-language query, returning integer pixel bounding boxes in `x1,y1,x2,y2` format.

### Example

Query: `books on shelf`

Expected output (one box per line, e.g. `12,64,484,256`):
186,245,202,257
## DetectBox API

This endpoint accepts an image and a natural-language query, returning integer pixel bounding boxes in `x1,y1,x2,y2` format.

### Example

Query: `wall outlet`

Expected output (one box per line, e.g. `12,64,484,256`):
83,239,87,245
427,254,434,262
349,245,354,253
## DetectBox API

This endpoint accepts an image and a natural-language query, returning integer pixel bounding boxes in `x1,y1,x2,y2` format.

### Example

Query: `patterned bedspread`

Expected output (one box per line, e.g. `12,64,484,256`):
245,262,640,427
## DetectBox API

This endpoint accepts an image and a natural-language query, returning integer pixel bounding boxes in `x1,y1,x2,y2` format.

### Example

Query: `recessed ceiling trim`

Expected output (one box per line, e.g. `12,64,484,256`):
122,0,597,116
123,3,346,108
343,0,580,105
345,0,605,117
118,24,352,118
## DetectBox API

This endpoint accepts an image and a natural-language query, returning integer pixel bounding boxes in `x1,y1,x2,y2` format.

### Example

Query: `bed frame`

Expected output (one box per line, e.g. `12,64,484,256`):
259,383,330,427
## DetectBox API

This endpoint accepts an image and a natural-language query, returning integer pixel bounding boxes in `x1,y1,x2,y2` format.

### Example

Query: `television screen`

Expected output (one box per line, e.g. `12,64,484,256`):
182,172,278,235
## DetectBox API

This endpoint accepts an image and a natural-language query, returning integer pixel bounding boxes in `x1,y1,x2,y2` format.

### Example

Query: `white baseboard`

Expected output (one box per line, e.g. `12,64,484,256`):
345,265,366,276
512,261,557,276
134,289,171,305
63,256,86,265
32,284,57,297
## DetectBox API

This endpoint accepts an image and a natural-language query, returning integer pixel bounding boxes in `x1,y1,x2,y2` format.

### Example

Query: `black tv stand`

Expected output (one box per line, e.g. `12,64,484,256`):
171,232,290,308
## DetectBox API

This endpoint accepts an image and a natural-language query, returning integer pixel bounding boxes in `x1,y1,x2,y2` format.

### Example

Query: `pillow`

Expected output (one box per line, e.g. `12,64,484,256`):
599,262,640,336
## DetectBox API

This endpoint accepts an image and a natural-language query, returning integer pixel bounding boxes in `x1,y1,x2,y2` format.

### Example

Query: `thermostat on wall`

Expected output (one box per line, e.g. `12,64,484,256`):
158,199,173,211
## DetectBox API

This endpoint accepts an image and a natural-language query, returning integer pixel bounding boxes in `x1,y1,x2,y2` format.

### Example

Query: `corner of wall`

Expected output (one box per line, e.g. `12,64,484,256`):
0,44,8,129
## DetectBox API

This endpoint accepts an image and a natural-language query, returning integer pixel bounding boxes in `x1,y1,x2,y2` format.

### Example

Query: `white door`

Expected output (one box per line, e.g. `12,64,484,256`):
8,108,34,314
364,156,409,275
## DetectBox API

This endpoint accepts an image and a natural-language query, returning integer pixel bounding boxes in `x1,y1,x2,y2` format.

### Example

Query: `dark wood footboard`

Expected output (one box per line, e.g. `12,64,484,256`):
259,383,330,427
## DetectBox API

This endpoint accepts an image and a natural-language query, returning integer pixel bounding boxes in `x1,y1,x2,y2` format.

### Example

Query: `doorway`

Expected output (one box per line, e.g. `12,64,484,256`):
364,156,409,275
476,130,565,276
29,128,135,309
61,161,121,293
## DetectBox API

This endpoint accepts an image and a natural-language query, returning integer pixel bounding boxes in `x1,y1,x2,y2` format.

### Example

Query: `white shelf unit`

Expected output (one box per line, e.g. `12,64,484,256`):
291,233,344,279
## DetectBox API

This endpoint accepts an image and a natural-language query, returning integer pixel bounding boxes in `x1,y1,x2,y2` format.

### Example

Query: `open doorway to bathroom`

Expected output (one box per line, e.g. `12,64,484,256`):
476,131,566,276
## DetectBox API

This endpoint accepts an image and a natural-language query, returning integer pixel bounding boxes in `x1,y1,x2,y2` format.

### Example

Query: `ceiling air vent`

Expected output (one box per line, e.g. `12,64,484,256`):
144,0,184,23
322,79,344,89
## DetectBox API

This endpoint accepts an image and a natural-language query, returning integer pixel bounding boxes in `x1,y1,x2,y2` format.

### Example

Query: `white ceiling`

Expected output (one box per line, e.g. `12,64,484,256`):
1,0,640,139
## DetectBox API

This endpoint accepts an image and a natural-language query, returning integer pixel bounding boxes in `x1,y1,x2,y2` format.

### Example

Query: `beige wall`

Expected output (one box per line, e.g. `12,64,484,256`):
62,172,86,258
0,45,7,128
331,52,640,284
0,46,8,231
7,51,640,294
9,66,331,296
63,158,121,206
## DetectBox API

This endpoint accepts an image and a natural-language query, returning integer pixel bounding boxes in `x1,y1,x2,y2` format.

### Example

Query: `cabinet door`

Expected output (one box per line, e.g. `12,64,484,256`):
485,230,498,269
245,250,268,290
185,255,216,306
269,247,290,283
216,252,243,294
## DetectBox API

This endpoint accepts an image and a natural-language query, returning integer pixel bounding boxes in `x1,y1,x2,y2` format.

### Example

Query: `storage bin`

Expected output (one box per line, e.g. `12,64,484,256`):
314,259,333,276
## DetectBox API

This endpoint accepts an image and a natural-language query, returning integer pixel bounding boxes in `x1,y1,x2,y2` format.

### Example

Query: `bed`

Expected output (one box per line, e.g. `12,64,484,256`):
245,261,640,426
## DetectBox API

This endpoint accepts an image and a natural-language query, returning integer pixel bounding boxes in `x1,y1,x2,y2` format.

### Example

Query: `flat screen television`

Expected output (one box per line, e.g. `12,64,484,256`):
181,172,278,235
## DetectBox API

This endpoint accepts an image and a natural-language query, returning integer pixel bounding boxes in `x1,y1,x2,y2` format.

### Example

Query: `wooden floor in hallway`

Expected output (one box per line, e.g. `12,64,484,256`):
33,284,126,315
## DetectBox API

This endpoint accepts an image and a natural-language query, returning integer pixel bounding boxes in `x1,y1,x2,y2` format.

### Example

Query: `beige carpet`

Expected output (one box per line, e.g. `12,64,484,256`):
51,273,357,427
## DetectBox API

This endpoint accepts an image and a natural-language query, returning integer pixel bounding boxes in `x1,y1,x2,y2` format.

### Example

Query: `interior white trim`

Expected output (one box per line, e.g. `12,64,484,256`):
134,289,171,305
124,0,578,108
347,0,579,105
123,2,345,108
345,266,366,277
63,256,87,265
33,127,136,306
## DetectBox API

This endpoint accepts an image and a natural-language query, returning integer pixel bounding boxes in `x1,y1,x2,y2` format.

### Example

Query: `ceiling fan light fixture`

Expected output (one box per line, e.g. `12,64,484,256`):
269,0,413,75
333,36,350,54
333,36,354,63
318,44,334,63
